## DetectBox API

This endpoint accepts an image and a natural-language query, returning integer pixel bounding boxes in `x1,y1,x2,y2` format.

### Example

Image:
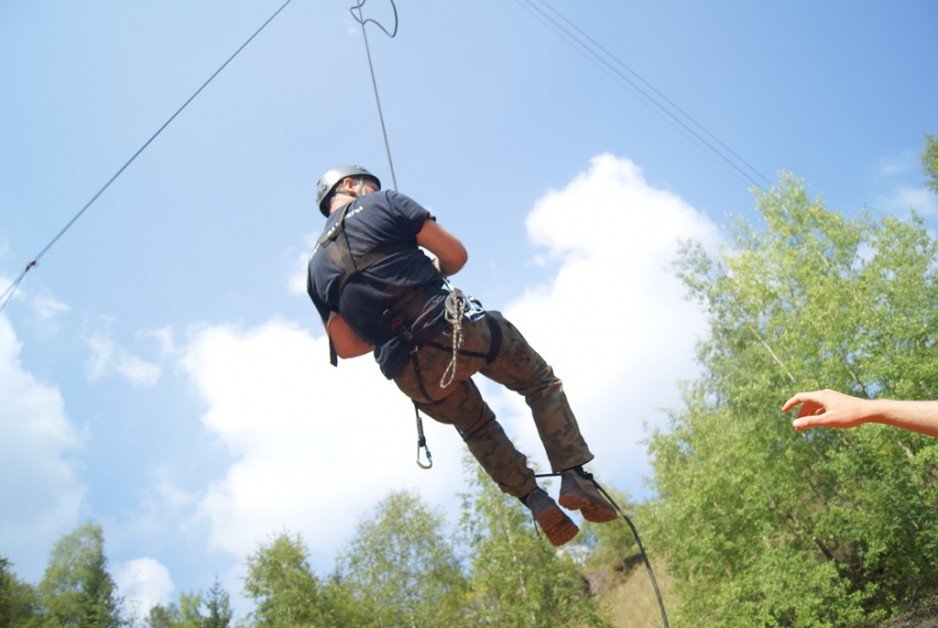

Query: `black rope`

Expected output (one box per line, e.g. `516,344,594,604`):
349,0,400,192
536,469,670,628
0,0,294,315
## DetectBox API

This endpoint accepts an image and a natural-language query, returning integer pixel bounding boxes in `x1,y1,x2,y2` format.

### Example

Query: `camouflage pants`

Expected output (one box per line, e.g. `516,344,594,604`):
393,311,594,499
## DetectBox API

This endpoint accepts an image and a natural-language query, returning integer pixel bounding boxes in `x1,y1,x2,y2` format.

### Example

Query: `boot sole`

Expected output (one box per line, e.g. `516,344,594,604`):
537,507,579,546
558,493,618,523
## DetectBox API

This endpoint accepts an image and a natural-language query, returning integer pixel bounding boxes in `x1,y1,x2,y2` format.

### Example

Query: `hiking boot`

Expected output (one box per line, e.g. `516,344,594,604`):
524,487,579,547
559,467,618,523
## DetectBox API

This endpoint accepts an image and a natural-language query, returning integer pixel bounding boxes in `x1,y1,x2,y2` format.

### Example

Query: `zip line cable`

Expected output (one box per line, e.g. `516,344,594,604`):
532,0,772,190
350,0,400,191
0,0,295,315
513,0,771,191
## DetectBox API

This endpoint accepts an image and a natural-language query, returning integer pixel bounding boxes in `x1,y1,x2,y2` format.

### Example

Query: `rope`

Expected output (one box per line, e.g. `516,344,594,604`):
0,0,295,315
349,0,400,191
536,469,670,628
438,289,467,388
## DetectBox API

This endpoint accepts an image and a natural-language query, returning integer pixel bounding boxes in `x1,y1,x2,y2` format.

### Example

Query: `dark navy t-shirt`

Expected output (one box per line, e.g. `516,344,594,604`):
307,190,447,378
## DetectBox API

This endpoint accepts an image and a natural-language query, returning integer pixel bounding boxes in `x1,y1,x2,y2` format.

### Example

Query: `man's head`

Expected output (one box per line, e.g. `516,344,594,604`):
316,165,381,216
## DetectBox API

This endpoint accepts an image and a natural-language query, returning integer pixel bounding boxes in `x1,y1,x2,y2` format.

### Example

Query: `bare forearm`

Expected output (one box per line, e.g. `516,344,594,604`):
327,314,374,359
433,256,465,277
867,399,938,438
784,390,938,438
418,219,467,277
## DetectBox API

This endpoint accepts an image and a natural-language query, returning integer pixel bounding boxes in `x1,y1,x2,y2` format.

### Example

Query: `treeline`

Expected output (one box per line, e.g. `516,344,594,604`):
1,464,627,626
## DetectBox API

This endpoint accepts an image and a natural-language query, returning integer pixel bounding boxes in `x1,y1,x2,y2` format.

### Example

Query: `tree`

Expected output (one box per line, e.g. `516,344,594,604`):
459,461,606,627
203,577,232,628
648,174,937,624
243,531,323,626
145,591,202,628
145,603,177,628
0,556,41,626
922,133,938,192
38,523,124,626
146,579,231,628
337,490,467,626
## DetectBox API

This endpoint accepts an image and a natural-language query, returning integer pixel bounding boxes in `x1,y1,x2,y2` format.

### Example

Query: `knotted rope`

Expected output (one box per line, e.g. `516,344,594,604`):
439,289,467,388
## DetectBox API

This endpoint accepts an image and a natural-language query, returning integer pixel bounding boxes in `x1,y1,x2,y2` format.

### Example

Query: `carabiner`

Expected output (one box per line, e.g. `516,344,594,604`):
414,402,433,469
417,437,433,469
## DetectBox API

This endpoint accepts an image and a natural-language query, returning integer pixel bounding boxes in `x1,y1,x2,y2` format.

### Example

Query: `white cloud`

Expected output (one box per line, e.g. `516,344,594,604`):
877,150,918,177
288,235,317,296
180,319,467,569
288,252,311,296
495,154,720,494
86,329,161,387
0,315,85,580
0,276,68,335
115,557,174,622
32,289,69,326
876,185,938,216
136,326,177,358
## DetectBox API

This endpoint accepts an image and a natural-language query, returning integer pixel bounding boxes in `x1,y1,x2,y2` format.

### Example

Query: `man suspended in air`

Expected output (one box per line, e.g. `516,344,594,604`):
306,165,616,546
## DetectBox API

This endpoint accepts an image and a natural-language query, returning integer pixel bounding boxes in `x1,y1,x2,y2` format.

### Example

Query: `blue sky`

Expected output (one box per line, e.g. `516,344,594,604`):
1,0,936,620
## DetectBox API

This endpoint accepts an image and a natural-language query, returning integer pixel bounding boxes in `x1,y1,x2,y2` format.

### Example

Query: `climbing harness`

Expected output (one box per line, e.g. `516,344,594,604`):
408,286,493,469
536,468,671,628
314,200,412,365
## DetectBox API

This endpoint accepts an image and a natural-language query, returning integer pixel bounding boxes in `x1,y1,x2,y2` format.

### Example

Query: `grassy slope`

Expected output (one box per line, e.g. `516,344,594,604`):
591,560,679,628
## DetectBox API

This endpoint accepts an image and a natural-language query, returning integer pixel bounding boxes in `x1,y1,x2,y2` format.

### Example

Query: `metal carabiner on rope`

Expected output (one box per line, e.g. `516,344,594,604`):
349,0,399,38
413,402,433,469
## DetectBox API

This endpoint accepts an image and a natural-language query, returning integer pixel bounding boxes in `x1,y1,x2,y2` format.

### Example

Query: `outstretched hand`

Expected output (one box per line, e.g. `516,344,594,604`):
781,389,871,432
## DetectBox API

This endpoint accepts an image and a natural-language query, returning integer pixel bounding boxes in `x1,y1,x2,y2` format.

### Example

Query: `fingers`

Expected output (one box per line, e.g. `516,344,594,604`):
781,391,822,413
792,415,825,431
783,391,830,432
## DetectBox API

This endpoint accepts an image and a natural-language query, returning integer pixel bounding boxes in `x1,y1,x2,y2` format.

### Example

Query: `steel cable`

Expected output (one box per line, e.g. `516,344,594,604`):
0,0,295,314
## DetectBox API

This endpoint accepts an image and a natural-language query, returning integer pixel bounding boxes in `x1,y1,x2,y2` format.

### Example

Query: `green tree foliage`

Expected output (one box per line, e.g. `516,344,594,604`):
0,557,41,626
203,577,232,628
337,490,467,626
922,133,938,192
145,602,178,627
243,532,324,626
460,463,607,627
146,591,202,628
649,175,937,625
147,579,232,628
38,523,124,627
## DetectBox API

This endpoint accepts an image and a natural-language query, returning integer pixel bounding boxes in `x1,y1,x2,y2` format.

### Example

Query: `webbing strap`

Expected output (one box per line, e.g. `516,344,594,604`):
318,201,412,368
424,315,502,364
318,202,411,293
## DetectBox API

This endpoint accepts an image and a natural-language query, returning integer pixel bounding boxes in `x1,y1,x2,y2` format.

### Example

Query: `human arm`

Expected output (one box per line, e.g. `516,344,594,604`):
416,218,468,277
781,389,938,438
326,313,374,359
